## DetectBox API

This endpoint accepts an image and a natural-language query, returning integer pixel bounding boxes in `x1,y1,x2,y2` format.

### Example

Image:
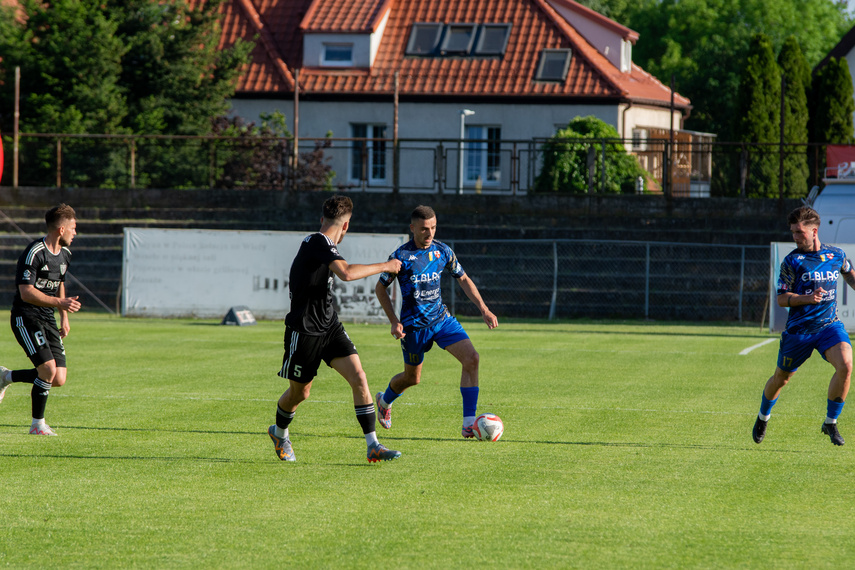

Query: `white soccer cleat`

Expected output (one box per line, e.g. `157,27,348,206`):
0,366,12,404
29,423,58,436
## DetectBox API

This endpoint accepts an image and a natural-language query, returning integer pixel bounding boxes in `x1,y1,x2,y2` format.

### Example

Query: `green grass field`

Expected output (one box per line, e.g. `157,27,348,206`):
1,313,853,568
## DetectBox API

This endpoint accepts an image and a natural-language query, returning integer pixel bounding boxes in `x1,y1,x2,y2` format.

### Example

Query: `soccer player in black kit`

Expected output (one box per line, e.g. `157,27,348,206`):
0,204,81,435
268,195,403,462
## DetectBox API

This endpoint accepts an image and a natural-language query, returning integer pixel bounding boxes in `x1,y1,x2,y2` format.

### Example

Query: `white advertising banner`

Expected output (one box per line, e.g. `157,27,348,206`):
122,228,407,321
769,242,855,332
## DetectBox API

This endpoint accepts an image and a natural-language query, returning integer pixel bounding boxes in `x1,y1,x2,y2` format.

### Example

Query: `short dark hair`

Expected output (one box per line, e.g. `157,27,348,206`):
45,204,76,230
411,205,436,222
322,195,353,221
787,206,820,227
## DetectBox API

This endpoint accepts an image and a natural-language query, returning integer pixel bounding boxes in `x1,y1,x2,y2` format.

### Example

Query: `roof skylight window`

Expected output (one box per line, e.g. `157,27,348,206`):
440,24,476,54
536,49,572,81
406,23,443,55
474,24,511,55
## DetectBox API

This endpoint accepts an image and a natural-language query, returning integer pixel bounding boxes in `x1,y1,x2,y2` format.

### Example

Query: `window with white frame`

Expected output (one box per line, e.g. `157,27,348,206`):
631,128,648,152
351,124,387,183
322,43,353,66
465,126,502,185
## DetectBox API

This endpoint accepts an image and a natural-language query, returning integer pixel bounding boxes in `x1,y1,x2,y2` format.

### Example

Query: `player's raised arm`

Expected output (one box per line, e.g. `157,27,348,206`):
329,258,401,282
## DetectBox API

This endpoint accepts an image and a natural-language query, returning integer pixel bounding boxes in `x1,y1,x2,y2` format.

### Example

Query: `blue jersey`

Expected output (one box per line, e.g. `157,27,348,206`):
378,240,465,330
777,244,852,334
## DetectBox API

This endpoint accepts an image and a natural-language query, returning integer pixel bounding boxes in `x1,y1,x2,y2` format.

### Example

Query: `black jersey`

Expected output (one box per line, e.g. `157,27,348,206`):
284,233,345,335
12,238,72,321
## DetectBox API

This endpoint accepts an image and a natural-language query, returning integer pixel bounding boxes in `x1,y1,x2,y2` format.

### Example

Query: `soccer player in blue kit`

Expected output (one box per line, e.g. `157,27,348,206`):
753,206,855,446
374,205,498,438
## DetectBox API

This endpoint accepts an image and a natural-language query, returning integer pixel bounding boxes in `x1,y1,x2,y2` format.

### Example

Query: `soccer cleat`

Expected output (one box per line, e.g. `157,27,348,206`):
461,424,475,439
376,392,391,429
752,417,768,444
0,366,11,404
29,423,57,436
268,425,296,461
821,422,845,446
367,442,401,462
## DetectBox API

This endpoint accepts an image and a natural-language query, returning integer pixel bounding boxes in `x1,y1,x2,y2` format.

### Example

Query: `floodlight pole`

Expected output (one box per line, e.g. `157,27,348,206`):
458,109,474,194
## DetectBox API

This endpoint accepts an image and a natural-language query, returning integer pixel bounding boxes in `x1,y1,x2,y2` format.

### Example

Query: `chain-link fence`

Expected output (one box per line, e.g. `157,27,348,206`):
443,239,770,322
0,235,771,322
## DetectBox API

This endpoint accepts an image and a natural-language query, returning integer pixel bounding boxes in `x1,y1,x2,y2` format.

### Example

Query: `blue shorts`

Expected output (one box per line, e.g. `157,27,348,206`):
777,321,851,372
401,316,470,366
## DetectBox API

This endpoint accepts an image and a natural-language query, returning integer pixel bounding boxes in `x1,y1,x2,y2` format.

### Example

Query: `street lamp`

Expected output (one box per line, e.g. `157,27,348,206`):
458,109,475,194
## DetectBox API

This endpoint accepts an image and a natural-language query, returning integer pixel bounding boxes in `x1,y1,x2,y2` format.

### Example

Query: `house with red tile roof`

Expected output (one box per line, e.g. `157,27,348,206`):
216,0,691,193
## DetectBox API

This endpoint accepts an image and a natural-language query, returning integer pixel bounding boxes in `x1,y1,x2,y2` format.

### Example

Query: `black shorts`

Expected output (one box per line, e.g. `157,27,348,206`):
278,321,357,383
11,312,66,368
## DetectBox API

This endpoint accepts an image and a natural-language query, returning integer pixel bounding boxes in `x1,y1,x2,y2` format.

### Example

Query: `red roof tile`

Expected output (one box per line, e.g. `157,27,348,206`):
214,0,690,107
300,0,392,33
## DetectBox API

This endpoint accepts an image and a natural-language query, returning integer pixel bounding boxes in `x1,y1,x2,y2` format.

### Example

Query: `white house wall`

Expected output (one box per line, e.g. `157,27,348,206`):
228,99,673,192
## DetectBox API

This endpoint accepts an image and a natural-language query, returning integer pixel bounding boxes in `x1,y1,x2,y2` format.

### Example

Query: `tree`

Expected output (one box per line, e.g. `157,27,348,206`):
579,0,852,140
735,34,781,197
0,0,252,187
777,36,810,198
810,57,855,175
534,116,648,194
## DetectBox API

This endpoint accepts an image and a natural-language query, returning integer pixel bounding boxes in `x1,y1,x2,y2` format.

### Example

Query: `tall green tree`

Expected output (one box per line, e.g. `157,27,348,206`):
810,56,855,176
735,34,780,198
0,0,253,188
578,0,851,140
777,36,810,197
0,0,127,134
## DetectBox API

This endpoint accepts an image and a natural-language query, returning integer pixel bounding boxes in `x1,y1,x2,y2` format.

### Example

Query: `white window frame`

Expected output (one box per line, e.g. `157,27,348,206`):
321,43,354,67
465,125,502,186
632,128,649,152
350,124,388,184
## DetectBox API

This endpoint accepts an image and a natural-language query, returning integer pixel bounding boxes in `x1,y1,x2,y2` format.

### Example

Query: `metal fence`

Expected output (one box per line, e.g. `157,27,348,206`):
0,235,770,322
1,132,828,199
443,239,770,322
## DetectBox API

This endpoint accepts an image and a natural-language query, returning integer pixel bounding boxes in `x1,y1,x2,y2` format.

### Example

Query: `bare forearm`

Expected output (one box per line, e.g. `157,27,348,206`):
374,282,400,325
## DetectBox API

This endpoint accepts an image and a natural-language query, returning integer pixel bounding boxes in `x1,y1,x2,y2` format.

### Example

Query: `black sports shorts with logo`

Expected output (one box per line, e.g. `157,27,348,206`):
11,312,66,368
278,320,357,383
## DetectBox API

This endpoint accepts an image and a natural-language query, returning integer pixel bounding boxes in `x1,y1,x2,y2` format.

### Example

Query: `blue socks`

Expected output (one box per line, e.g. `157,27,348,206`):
461,386,479,419
826,399,845,424
382,385,400,406
758,392,778,421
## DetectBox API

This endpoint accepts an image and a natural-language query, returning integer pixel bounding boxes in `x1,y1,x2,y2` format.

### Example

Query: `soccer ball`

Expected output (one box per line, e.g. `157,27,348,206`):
473,413,504,441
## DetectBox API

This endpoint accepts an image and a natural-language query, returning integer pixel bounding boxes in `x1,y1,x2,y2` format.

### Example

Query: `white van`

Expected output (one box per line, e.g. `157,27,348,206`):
810,163,855,244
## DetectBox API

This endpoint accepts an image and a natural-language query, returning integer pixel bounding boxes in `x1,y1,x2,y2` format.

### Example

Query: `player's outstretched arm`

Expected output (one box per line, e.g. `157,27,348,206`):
843,269,855,291
375,281,405,339
457,273,498,329
329,258,401,282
